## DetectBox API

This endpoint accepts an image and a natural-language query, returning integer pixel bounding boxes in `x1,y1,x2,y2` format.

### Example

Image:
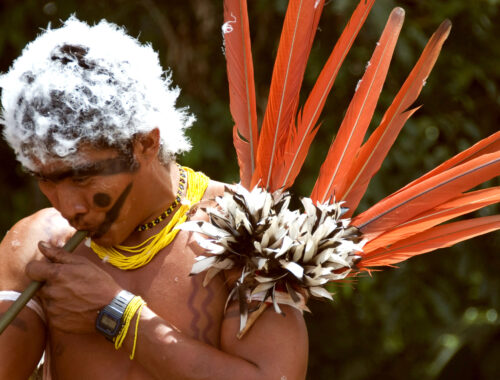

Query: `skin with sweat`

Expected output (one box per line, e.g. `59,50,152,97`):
0,131,309,380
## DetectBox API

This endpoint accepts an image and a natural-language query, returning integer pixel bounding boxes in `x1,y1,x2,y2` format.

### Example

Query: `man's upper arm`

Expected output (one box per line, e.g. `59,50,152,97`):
202,182,309,379
220,302,309,380
0,211,52,379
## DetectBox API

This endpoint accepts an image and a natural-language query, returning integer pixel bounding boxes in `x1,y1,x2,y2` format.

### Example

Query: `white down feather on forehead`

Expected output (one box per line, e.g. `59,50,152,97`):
0,16,193,170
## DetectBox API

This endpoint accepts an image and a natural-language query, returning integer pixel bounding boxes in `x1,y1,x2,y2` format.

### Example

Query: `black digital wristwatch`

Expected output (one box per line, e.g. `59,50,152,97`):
95,290,135,341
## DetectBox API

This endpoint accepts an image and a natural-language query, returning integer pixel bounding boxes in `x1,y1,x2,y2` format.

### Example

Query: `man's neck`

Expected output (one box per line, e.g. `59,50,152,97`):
119,160,181,246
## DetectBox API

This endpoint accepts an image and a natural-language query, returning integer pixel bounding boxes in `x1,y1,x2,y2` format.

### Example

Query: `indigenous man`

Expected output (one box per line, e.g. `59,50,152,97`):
0,18,308,379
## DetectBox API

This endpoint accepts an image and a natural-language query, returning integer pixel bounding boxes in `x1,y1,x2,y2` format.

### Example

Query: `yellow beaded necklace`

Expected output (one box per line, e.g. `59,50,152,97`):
90,167,209,270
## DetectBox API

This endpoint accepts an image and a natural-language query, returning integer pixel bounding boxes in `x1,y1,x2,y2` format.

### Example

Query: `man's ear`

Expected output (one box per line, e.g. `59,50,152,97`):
133,128,160,161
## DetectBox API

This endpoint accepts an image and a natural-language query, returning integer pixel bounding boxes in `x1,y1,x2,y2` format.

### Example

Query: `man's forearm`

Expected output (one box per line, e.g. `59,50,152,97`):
0,303,46,380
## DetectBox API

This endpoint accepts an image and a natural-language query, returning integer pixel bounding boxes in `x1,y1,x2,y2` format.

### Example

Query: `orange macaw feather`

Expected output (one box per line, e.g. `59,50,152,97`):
359,215,500,267
223,0,259,189
353,151,500,240
277,0,376,190
311,8,405,204
341,20,452,215
363,187,500,252
253,0,319,190
394,130,500,196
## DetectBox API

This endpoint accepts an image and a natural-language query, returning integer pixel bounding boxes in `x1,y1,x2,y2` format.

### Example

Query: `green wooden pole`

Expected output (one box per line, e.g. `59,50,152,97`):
0,230,87,335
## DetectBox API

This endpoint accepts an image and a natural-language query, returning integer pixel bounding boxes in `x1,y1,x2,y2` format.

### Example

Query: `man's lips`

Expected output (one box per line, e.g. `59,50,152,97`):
87,229,103,238
70,222,101,234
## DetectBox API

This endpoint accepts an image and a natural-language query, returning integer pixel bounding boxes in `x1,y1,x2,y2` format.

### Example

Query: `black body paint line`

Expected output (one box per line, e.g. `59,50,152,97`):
187,278,201,340
0,312,27,332
201,285,215,345
93,193,112,208
31,156,140,183
93,182,133,238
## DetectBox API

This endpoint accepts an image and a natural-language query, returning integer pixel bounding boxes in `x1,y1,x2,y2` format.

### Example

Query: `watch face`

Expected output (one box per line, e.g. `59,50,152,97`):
100,313,118,331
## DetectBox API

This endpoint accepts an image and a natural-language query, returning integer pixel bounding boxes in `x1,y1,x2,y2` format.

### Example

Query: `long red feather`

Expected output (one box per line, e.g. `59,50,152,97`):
276,0,376,190
311,8,405,204
341,20,452,215
253,0,318,190
393,131,500,197
224,0,259,189
306,0,325,54
359,215,500,267
363,187,500,252
353,151,500,239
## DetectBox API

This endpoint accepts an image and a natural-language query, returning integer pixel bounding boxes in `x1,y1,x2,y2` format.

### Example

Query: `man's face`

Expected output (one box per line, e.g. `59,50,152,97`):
31,145,140,246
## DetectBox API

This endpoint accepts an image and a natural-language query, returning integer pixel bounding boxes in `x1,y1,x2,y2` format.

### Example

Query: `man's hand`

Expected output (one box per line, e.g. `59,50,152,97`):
25,242,122,333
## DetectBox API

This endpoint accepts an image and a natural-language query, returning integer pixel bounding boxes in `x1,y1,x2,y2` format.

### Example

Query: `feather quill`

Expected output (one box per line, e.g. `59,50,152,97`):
311,8,405,204
278,0,376,189
253,0,318,190
353,151,500,240
359,215,500,267
223,0,259,189
341,20,452,215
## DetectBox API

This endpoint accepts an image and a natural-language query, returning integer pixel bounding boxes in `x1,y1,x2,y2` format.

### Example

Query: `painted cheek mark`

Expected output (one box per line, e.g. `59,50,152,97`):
93,182,133,238
93,193,112,208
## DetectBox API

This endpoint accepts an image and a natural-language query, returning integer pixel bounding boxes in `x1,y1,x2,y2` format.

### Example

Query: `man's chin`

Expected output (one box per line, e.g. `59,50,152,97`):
89,232,115,247
88,223,133,247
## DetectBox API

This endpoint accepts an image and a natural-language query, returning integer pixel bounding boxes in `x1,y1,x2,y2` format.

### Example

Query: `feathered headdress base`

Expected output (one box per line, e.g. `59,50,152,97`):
180,186,365,335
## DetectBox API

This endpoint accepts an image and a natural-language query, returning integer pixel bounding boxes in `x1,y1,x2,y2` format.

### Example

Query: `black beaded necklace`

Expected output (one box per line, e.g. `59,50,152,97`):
136,165,187,232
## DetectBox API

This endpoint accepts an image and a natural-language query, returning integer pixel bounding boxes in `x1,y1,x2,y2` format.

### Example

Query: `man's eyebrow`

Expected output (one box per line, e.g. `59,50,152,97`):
30,156,138,182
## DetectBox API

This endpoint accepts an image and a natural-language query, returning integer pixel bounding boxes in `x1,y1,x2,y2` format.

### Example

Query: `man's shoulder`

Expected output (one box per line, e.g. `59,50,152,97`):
0,208,75,289
203,179,228,200
3,207,71,243
196,179,237,218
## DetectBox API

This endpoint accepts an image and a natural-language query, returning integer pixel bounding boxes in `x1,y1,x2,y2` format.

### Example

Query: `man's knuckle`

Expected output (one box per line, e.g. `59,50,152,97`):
50,264,62,279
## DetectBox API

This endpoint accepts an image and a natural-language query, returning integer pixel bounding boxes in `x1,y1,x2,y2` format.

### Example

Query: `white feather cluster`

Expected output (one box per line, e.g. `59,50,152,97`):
180,185,365,328
0,16,193,170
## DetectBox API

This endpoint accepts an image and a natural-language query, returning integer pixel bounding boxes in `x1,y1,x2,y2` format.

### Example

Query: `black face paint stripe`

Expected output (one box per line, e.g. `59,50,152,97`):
93,193,112,208
32,156,140,183
93,182,133,238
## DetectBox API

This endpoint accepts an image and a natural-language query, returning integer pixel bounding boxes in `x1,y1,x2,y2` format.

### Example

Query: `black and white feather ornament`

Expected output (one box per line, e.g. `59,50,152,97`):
179,185,365,335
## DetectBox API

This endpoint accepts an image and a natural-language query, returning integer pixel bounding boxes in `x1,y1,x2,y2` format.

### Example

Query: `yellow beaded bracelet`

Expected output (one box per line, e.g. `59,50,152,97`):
114,295,147,360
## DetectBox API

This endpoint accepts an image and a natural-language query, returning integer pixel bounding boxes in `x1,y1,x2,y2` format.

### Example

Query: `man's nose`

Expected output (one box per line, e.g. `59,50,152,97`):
54,184,89,223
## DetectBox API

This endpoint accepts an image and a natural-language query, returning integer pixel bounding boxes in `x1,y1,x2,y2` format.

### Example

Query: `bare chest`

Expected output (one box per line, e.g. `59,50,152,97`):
48,231,227,379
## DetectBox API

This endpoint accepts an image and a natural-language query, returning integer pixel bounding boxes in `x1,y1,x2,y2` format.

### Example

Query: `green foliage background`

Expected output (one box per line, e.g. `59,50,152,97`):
0,1,499,379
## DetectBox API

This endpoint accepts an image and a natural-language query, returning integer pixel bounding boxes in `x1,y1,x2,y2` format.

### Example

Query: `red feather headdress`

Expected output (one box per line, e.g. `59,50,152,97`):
183,0,499,336
223,0,498,269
